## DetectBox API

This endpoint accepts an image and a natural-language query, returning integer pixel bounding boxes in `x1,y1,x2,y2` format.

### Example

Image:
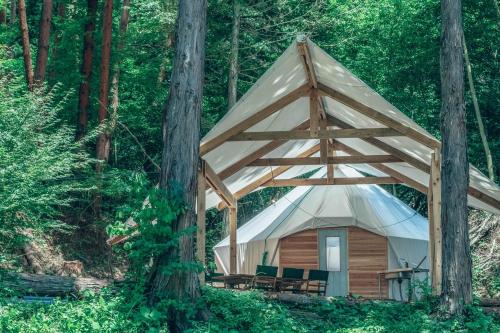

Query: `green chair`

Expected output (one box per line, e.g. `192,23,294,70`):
279,267,305,293
306,269,329,296
252,265,278,291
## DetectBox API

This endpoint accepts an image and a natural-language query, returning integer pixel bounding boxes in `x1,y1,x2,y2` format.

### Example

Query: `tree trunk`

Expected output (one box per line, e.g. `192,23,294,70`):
463,37,495,181
18,0,34,90
146,0,208,331
0,5,6,24
227,0,240,109
34,0,53,85
76,0,98,140
0,272,109,296
10,0,16,24
94,0,113,215
440,0,472,316
48,2,64,82
110,0,131,135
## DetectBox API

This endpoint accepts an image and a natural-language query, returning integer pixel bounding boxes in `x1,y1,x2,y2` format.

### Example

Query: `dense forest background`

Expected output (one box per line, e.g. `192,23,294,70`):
0,0,498,294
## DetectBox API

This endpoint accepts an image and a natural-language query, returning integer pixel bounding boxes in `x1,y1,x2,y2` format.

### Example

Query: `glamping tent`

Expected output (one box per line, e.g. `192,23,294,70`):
213,165,429,299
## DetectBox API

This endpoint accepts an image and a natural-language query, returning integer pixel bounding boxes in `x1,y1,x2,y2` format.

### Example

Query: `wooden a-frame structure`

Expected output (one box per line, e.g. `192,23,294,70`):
195,36,500,292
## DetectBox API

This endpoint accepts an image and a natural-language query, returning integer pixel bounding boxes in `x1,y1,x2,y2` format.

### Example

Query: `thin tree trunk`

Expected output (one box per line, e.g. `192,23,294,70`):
0,5,6,24
48,2,64,82
10,0,16,24
18,0,33,90
463,37,495,181
34,0,53,85
94,0,113,215
440,0,472,316
110,0,131,135
76,0,98,140
227,0,240,109
146,0,208,331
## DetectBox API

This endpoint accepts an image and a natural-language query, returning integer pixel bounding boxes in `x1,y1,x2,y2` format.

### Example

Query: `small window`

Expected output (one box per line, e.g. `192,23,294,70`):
326,236,341,271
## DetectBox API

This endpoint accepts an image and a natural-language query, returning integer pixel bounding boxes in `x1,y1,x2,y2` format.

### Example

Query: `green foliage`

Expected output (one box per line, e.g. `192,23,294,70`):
0,79,93,266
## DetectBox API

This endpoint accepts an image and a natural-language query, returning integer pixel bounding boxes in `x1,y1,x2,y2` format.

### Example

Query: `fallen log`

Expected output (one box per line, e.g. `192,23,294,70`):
0,272,110,297
480,298,500,307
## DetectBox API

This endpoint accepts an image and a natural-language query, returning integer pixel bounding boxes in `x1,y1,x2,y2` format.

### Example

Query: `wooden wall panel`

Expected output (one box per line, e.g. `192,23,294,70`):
279,229,318,278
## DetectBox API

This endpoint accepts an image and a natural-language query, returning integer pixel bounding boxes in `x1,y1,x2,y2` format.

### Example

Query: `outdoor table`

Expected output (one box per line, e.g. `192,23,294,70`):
212,274,255,289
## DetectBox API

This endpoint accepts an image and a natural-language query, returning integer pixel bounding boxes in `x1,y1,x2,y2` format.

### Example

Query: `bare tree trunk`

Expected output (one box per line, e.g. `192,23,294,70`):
76,0,98,140
110,0,131,135
440,0,472,316
462,37,495,181
34,0,53,85
146,0,208,331
227,0,240,109
18,0,33,90
94,0,113,215
10,0,16,24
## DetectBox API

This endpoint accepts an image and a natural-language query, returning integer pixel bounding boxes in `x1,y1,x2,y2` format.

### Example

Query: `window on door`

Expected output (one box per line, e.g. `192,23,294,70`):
326,236,341,271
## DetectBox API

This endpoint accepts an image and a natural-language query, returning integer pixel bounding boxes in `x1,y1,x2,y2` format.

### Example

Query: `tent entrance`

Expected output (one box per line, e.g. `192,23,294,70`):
319,229,348,296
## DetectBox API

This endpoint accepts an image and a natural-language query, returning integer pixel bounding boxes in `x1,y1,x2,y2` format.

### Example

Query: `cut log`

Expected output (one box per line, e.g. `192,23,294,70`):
0,272,110,296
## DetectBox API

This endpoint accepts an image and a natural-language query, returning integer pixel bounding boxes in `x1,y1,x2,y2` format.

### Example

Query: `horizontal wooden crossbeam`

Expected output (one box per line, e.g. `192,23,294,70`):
204,161,236,208
263,177,402,187
248,155,402,167
229,128,401,141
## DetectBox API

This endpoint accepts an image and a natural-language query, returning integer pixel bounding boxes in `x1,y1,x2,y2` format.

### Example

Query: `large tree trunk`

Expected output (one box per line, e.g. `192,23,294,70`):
94,0,113,215
146,0,208,331
76,0,98,140
18,0,33,90
227,0,240,109
440,0,472,316
1,272,109,296
463,37,494,181
34,0,53,85
110,0,131,134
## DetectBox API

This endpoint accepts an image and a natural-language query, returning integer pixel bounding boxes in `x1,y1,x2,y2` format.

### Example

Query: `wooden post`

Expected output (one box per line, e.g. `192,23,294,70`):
310,90,319,137
430,149,442,294
229,205,237,274
427,164,435,291
197,161,206,284
327,142,335,183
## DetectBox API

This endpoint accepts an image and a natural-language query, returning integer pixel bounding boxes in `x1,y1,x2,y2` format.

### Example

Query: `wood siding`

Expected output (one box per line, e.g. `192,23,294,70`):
279,227,388,298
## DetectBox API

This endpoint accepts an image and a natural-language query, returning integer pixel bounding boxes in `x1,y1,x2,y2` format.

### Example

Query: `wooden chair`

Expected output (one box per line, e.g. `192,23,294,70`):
306,269,329,296
279,267,305,293
205,272,224,287
251,265,278,291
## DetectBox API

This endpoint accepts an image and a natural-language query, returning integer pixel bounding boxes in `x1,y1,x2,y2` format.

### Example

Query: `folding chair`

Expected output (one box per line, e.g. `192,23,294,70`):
279,267,305,293
306,269,329,296
251,265,278,291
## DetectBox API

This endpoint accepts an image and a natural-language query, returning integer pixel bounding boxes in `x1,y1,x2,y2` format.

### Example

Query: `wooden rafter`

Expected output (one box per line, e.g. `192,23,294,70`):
217,144,321,210
318,82,441,150
262,177,402,187
297,35,317,88
204,161,236,208
248,155,402,167
229,128,401,141
200,84,310,156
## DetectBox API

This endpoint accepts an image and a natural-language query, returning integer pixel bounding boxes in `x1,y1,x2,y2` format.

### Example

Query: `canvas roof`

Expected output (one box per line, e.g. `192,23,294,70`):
201,37,500,215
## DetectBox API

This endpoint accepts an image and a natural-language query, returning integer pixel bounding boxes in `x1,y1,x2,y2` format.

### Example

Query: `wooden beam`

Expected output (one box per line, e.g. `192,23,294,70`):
310,90,320,137
427,162,435,295
197,161,206,284
262,177,402,187
297,35,318,88
230,128,402,141
430,149,442,295
217,121,310,180
204,161,236,208
248,155,402,167
319,117,328,164
229,206,237,274
200,84,310,156
318,82,441,149
217,144,321,210
327,142,335,183
328,115,431,173
468,187,500,211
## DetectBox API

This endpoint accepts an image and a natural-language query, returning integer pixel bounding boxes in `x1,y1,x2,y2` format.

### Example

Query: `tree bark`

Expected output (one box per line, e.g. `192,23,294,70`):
440,0,472,316
146,0,208,331
76,0,98,140
462,37,494,181
0,272,109,296
34,0,53,85
110,0,131,134
0,5,6,24
47,2,64,82
18,0,34,90
227,0,240,109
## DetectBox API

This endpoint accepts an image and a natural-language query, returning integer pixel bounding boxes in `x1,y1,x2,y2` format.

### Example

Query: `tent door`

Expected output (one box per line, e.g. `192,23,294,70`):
318,229,348,296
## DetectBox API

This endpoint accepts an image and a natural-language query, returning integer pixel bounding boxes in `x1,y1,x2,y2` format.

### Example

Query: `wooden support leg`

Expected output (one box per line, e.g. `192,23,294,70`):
229,205,238,274
197,162,206,284
430,149,442,295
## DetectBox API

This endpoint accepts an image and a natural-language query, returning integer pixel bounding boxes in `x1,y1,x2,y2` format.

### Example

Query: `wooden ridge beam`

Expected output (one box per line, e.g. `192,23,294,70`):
318,82,441,149
217,144,320,210
204,161,236,208
200,84,310,156
262,177,402,187
217,120,310,180
297,36,317,88
230,128,402,141
248,155,402,167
